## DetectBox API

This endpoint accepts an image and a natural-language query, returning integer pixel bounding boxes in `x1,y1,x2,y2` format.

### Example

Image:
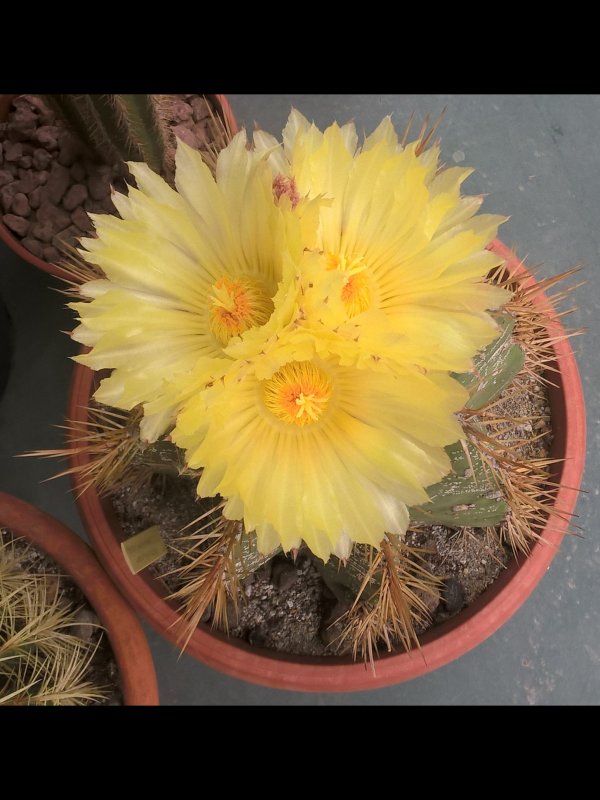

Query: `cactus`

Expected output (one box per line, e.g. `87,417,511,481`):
0,534,107,705
453,313,525,411
409,439,509,527
46,94,174,178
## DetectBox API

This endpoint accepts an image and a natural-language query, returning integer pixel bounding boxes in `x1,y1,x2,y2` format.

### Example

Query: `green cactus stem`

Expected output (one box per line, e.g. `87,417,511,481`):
46,94,172,178
453,314,525,411
409,439,509,527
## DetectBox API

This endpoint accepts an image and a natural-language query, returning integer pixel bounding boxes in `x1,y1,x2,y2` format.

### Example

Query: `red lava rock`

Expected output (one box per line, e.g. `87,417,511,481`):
172,124,197,148
31,169,49,187
46,163,71,204
21,95,54,124
70,162,86,182
21,237,44,258
32,148,52,170
71,206,91,231
58,133,82,167
2,213,29,236
0,170,12,188
84,198,108,214
12,173,35,195
87,172,111,201
169,99,193,123
36,125,61,150
18,155,33,169
11,193,30,217
4,142,23,162
32,221,55,243
37,201,71,230
54,223,83,249
191,96,211,122
11,102,38,128
62,183,88,211
28,186,44,210
193,121,209,140
42,244,61,262
0,187,15,213
5,125,29,144
100,194,116,213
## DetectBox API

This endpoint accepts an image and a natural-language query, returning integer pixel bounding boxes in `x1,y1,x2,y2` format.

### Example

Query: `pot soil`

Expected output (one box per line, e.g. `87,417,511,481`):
67,242,586,692
0,94,236,280
0,492,159,704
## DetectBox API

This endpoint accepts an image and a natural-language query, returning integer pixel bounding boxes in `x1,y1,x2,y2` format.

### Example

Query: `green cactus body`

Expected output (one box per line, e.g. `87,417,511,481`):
46,94,173,178
453,313,525,411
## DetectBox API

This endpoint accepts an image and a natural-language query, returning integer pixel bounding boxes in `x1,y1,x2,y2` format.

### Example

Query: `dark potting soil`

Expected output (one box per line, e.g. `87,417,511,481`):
0,94,222,261
110,372,552,659
0,528,122,705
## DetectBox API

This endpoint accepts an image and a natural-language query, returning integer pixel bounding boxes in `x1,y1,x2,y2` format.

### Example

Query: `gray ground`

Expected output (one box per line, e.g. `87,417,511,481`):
0,94,597,705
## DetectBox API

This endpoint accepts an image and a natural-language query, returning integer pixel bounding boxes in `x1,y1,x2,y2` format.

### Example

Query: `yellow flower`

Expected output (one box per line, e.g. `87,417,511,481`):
69,109,513,564
171,354,468,562
254,110,511,375
70,133,309,441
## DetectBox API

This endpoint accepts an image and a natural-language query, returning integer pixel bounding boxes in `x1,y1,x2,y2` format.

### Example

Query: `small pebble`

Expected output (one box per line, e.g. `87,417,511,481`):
42,245,61,262
271,559,299,591
32,148,52,170
71,609,100,642
0,169,13,187
70,162,86,182
171,124,197,148
57,133,82,167
12,192,30,217
1,187,15,213
28,186,43,210
36,125,61,150
442,577,465,614
21,237,44,258
169,99,193,123
191,96,211,122
248,627,268,647
37,201,71,230
4,142,23,162
2,213,29,236
32,221,55,243
46,163,71,204
87,172,111,201
71,206,91,231
62,183,88,211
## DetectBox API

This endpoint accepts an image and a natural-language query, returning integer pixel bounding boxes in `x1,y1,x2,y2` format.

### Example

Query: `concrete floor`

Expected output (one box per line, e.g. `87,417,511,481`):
0,94,597,704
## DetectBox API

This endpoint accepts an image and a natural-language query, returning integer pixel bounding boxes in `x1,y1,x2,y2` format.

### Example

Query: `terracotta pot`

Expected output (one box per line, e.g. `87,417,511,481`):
0,94,238,281
67,240,586,692
0,492,159,705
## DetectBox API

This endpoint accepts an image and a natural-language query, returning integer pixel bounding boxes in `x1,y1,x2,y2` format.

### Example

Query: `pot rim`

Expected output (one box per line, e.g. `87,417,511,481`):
0,491,159,705
66,240,586,692
0,93,237,281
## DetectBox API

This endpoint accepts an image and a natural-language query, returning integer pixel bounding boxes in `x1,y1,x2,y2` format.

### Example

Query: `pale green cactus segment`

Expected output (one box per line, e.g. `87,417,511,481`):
231,530,281,578
46,94,170,177
453,314,525,410
409,439,509,528
317,544,380,602
114,94,169,176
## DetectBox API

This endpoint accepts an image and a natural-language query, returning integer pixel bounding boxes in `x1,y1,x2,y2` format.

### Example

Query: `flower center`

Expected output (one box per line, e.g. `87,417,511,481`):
209,276,274,346
263,361,332,427
325,252,372,317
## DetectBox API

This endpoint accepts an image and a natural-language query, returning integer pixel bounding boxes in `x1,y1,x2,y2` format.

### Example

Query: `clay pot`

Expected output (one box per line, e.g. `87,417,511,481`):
66,241,586,691
0,492,159,705
0,94,237,281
